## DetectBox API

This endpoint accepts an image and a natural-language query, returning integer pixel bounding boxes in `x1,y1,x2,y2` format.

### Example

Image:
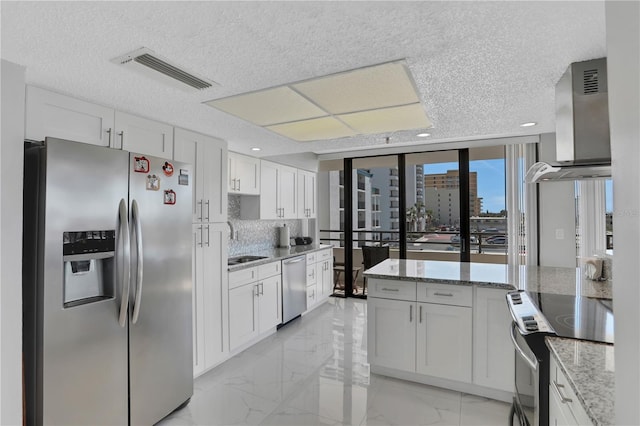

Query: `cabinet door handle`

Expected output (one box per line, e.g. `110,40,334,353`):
198,225,203,248
205,225,210,247
259,282,264,295
434,292,453,297
254,284,260,297
105,128,112,147
551,381,573,404
118,131,124,148
237,179,241,191
419,305,423,323
205,200,210,221
409,305,413,322
381,287,399,292
197,200,203,221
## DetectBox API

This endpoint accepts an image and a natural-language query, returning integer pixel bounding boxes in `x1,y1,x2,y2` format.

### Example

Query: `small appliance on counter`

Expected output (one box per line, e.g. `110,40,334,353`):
289,236,313,246
278,224,290,248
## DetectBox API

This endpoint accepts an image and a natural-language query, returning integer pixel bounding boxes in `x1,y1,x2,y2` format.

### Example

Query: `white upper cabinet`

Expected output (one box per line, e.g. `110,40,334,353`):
297,169,316,219
174,128,228,223
25,86,115,147
260,160,297,220
114,111,173,158
228,152,260,195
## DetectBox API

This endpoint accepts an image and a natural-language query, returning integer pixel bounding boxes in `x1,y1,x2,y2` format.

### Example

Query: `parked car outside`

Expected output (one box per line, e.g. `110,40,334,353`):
485,235,506,245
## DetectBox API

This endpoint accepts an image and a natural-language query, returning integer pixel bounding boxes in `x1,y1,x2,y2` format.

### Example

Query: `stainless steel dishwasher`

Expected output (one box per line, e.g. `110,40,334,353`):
281,255,307,324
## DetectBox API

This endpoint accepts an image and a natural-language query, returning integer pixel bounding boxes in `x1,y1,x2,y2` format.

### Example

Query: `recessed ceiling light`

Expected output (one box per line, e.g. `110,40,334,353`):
417,132,431,137
520,122,537,127
251,147,261,151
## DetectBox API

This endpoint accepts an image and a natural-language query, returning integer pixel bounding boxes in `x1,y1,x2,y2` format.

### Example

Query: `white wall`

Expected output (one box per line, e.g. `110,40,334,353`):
263,151,319,172
606,2,640,424
1,59,25,426
537,133,577,267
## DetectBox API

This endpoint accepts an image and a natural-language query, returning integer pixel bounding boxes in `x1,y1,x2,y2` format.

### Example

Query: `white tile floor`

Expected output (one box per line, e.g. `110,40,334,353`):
158,298,511,426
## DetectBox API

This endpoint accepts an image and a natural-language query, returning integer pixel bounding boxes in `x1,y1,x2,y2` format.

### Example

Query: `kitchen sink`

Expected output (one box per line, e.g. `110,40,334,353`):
228,255,269,266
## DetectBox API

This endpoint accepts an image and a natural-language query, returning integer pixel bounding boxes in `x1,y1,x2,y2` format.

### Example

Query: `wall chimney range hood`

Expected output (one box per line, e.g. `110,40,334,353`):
526,58,611,183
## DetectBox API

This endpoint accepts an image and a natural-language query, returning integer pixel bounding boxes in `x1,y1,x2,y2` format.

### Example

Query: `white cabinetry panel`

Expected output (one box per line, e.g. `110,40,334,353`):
26,86,115,147
115,110,173,158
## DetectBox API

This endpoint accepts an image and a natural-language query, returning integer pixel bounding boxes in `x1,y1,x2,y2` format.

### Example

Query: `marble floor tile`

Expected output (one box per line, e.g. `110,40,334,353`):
159,297,514,426
459,393,512,425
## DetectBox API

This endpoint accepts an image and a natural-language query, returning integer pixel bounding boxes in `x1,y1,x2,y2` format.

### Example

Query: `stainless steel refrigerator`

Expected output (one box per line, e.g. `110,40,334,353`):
23,137,193,425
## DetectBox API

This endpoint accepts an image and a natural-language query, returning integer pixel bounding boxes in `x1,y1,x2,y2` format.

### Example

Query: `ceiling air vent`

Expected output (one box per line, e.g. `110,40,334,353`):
583,68,599,94
112,47,217,92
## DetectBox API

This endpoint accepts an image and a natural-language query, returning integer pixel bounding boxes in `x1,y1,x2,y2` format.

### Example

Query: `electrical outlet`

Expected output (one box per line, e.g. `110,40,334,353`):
555,229,565,240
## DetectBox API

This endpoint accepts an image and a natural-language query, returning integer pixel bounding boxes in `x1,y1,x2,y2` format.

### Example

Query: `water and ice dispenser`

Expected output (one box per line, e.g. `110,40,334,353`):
62,230,116,308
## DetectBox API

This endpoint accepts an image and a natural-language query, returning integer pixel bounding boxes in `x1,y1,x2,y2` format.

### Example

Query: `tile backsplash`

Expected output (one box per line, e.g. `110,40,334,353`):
228,195,302,256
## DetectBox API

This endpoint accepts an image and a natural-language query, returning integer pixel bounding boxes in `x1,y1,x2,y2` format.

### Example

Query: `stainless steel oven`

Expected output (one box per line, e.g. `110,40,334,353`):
510,321,544,426
506,291,614,426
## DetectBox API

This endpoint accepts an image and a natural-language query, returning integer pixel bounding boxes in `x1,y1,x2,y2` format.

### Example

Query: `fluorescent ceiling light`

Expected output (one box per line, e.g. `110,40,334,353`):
338,104,431,134
267,116,357,142
417,132,431,137
520,122,537,127
204,60,431,142
251,147,261,151
205,86,327,126
292,62,419,114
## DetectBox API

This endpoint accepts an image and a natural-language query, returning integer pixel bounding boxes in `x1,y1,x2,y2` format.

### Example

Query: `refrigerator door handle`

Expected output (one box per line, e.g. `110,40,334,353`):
117,198,131,327
131,199,144,324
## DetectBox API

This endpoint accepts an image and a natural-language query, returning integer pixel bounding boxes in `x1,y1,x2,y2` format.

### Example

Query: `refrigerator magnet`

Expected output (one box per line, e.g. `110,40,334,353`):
146,174,161,191
178,169,189,186
163,189,176,205
162,161,174,177
134,156,150,173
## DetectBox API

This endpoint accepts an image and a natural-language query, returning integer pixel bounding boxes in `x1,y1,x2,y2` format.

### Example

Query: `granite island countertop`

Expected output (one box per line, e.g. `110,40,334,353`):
227,243,333,272
363,259,612,299
546,337,615,426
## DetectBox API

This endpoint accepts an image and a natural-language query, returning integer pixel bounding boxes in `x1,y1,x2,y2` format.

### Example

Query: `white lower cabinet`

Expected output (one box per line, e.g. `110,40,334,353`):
368,277,514,400
306,249,333,311
367,297,416,372
473,287,515,392
228,261,282,352
549,356,593,426
416,302,472,382
192,223,228,377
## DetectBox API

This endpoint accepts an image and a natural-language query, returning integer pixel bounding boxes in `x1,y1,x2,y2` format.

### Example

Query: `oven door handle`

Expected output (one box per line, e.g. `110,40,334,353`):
510,322,539,371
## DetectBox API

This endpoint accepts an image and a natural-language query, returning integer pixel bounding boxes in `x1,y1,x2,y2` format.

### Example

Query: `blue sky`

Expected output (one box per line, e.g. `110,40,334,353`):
423,160,506,213
423,162,614,213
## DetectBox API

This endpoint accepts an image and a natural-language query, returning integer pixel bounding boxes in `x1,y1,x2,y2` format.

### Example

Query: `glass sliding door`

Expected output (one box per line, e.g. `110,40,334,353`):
469,146,508,264
405,151,461,262
350,156,400,297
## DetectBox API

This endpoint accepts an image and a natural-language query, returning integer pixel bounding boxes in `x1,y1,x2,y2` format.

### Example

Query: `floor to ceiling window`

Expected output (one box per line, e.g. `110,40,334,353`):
319,144,519,297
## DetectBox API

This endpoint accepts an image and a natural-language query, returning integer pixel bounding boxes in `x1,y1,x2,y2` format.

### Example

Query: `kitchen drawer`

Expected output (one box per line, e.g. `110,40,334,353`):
306,284,317,306
258,260,281,279
306,252,317,265
229,267,257,289
317,249,332,262
306,264,317,286
368,278,416,301
550,355,592,425
417,283,472,307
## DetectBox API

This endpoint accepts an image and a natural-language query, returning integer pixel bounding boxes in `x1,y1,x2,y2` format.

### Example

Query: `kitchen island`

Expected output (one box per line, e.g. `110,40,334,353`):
364,258,614,425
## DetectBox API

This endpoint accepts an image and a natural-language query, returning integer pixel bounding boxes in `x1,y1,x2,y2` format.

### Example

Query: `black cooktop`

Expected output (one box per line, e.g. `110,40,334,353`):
525,291,614,344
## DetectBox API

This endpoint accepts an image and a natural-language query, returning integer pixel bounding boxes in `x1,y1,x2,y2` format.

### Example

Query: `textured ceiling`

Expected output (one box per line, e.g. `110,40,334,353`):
1,1,606,157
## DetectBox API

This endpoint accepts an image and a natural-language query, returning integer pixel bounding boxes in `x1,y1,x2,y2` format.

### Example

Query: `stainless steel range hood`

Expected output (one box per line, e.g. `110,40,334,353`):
526,58,611,183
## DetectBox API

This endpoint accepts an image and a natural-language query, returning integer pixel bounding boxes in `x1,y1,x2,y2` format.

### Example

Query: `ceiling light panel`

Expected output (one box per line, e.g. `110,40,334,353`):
205,86,327,126
338,103,432,134
266,117,357,142
292,62,420,114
